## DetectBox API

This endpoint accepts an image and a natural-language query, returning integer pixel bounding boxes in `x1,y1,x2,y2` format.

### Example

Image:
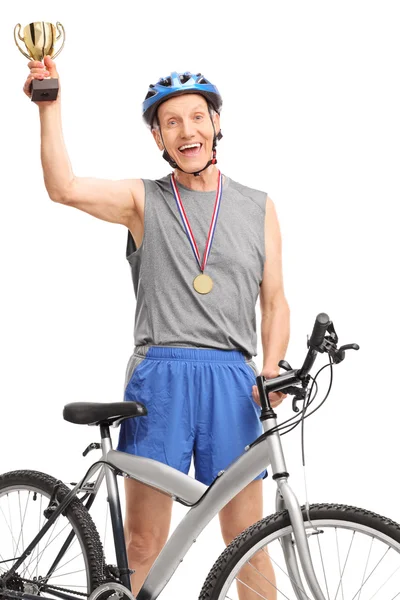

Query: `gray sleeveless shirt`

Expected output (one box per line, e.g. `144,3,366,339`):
126,173,267,359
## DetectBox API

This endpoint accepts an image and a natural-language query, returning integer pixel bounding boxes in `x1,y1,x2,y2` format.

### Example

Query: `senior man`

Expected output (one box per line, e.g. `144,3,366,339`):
24,59,290,599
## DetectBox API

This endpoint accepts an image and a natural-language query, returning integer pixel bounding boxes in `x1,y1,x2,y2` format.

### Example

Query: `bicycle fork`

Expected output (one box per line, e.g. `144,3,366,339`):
262,418,326,600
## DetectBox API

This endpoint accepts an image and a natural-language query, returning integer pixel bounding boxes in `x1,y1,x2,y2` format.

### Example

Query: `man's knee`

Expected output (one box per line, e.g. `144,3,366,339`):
125,526,167,564
220,520,253,546
124,478,173,563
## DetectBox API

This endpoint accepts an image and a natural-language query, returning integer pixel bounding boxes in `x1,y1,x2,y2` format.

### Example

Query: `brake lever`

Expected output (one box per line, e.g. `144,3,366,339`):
83,442,101,457
331,342,360,364
292,389,307,413
279,385,307,412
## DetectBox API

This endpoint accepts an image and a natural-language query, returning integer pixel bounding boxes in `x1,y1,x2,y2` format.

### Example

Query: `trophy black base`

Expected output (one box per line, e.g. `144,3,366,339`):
30,77,59,102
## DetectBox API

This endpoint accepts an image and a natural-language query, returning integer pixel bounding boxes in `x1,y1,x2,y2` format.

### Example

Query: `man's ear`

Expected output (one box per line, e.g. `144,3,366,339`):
151,128,164,151
213,111,221,137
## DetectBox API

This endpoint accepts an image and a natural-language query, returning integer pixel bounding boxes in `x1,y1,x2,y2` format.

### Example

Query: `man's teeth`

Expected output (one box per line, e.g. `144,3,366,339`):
179,143,201,151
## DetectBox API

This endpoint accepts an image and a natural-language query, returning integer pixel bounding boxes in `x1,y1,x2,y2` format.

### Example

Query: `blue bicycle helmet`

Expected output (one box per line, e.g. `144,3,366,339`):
142,71,223,128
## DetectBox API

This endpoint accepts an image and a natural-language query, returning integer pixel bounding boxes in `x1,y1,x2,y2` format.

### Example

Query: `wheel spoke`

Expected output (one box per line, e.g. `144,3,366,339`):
16,491,32,579
334,527,344,600
316,530,330,600
8,493,16,557
350,545,391,600
261,547,312,600
234,575,275,600
355,535,374,600
246,557,291,599
21,520,72,577
52,552,83,574
36,493,43,580
366,563,400,600
1,500,20,557
45,569,86,579
333,529,355,600
1,495,31,577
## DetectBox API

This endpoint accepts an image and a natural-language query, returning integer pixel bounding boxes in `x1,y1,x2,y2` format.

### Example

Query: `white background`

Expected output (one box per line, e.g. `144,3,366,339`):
1,1,400,598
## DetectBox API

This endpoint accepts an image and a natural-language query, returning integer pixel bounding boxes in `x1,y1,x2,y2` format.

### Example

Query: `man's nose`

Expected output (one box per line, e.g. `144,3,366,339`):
180,118,196,138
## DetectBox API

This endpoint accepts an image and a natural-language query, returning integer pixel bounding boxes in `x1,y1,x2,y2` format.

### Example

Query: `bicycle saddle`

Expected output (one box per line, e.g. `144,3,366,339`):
63,401,147,426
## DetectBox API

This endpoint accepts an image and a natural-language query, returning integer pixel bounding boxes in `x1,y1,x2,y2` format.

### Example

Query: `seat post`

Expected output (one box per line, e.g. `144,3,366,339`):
99,424,132,590
100,423,113,455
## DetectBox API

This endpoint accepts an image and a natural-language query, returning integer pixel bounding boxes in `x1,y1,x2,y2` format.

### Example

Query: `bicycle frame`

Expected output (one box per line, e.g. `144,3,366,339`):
2,399,327,600
95,410,326,600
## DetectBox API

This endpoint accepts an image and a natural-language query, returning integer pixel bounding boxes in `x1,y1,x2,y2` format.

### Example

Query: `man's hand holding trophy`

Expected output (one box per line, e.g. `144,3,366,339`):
14,21,65,105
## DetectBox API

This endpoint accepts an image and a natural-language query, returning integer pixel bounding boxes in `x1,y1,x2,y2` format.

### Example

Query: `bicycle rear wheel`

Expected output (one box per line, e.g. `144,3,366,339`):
0,470,105,599
199,503,400,600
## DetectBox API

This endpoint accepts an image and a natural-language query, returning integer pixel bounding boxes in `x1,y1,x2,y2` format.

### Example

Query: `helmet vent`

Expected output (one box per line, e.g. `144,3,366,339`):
158,76,172,87
144,90,157,100
197,76,209,85
179,73,191,84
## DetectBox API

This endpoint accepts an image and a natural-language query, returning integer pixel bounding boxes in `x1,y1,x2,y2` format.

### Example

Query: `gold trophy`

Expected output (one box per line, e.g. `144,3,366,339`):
14,22,65,102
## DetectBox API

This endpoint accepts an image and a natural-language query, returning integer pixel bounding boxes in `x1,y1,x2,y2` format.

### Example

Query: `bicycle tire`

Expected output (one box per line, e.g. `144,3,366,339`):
0,470,105,598
199,503,400,600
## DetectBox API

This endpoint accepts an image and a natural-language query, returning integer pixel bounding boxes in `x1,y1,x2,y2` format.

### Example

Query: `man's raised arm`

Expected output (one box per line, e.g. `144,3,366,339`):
24,55,142,226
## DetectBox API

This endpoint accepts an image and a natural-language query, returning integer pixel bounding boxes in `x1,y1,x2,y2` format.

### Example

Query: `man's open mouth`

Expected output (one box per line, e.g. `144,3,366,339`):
178,143,202,157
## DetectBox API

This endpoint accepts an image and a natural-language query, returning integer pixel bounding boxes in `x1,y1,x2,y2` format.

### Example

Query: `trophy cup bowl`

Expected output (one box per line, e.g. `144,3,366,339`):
14,21,65,102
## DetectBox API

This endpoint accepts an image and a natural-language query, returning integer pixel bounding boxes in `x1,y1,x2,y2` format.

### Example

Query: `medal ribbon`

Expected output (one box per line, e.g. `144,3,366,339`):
170,170,223,272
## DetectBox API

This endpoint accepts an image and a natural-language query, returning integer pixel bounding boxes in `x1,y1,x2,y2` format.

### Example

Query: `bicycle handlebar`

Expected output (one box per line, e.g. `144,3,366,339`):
258,312,359,415
262,312,333,395
309,312,330,348
297,312,332,379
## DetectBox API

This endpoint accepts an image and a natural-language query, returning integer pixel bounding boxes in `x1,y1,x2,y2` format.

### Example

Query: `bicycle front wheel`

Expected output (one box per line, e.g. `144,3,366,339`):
0,470,105,600
199,503,400,600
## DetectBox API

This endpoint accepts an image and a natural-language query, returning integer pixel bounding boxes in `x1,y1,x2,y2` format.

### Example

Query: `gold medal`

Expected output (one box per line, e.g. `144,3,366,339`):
171,170,223,297
193,273,213,294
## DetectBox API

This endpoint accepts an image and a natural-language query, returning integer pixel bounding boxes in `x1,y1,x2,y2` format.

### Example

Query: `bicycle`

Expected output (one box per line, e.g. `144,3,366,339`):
1,312,399,600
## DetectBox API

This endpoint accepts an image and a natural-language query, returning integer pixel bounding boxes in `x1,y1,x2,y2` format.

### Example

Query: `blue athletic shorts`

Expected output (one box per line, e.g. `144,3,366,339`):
117,346,268,486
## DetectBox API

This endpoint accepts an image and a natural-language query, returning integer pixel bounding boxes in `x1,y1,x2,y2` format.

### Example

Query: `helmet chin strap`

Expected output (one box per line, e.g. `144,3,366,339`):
158,108,223,177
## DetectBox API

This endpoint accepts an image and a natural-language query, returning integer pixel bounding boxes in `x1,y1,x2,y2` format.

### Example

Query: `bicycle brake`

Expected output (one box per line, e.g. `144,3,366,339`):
331,343,360,364
83,443,101,457
43,481,63,519
281,386,307,412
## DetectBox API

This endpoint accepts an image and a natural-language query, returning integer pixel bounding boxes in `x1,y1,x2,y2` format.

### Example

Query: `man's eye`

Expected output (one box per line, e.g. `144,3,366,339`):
168,120,177,126
195,115,203,120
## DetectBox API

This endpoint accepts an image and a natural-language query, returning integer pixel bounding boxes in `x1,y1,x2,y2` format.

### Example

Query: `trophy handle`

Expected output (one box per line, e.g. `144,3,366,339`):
14,24,32,61
52,22,65,60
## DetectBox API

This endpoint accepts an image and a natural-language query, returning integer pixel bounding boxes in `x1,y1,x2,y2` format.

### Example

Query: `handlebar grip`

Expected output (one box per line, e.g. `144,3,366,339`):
309,313,330,348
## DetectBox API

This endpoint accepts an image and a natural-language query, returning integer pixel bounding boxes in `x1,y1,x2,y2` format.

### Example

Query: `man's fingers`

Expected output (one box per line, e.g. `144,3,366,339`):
27,60,44,68
23,73,46,96
30,68,50,75
251,385,288,409
270,399,283,408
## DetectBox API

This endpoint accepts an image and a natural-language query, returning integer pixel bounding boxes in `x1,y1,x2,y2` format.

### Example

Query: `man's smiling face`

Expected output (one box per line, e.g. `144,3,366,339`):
152,93,220,170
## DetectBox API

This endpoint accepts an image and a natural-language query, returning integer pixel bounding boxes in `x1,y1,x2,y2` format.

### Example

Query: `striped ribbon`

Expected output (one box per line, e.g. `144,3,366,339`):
170,170,223,272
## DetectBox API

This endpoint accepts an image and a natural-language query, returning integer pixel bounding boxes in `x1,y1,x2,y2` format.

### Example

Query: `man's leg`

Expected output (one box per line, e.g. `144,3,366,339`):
119,347,196,596
124,478,173,597
219,480,277,600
